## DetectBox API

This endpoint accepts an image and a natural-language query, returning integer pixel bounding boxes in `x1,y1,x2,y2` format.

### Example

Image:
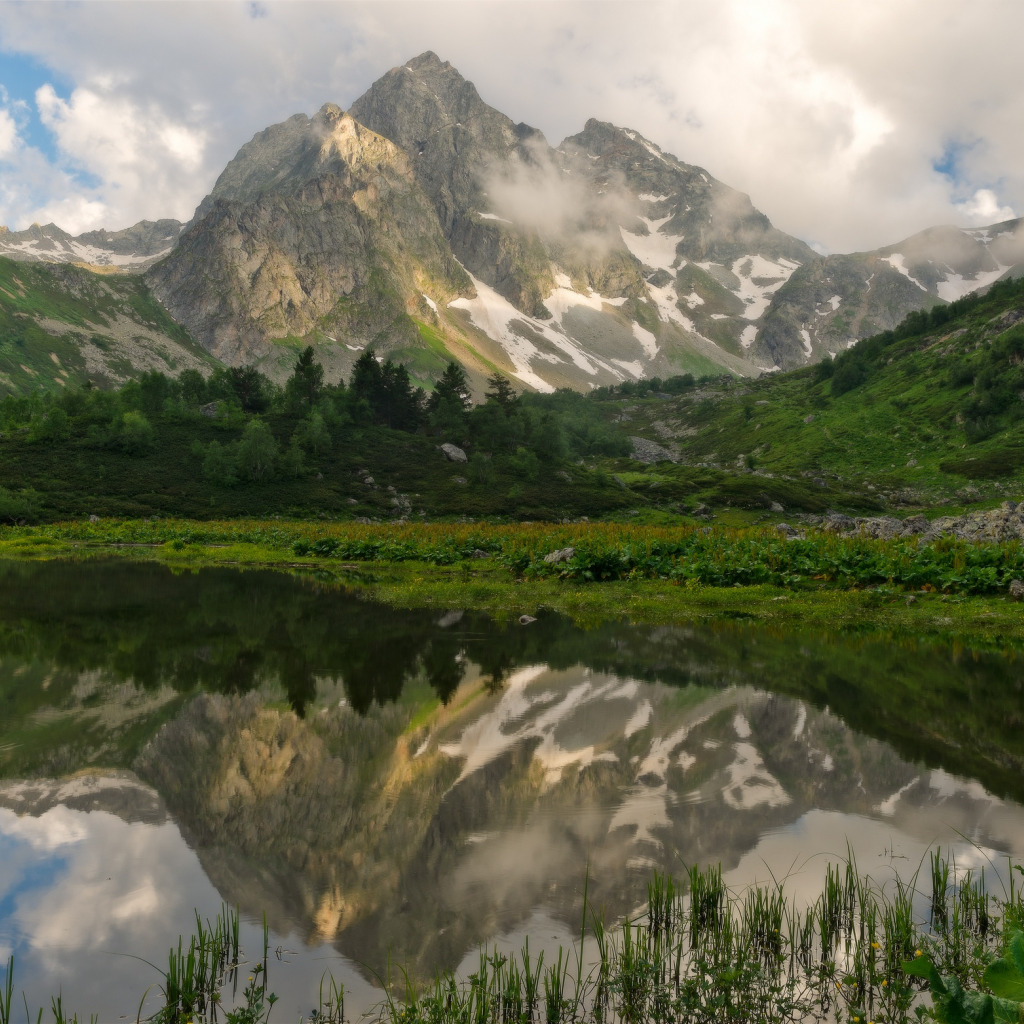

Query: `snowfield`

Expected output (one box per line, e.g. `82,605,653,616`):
450,269,646,390
619,215,683,270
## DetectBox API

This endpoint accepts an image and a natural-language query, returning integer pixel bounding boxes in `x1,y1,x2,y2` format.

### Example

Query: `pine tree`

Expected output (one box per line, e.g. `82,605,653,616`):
484,372,518,410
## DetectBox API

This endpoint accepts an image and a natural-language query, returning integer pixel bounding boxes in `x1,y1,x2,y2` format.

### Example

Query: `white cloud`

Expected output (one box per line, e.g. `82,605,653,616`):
0,107,18,158
32,83,208,232
955,188,1016,225
0,0,1020,250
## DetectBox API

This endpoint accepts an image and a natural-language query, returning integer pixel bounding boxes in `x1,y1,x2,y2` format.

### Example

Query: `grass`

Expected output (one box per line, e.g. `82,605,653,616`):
2,518,1022,648
0,256,213,396
3,853,1020,1023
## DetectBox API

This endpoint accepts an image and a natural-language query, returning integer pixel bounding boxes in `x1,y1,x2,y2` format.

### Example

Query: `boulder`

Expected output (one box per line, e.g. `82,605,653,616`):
543,546,575,565
628,436,677,464
440,443,467,463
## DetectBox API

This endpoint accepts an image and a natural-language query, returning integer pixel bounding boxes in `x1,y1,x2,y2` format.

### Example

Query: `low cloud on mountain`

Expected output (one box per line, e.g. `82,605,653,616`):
483,139,634,250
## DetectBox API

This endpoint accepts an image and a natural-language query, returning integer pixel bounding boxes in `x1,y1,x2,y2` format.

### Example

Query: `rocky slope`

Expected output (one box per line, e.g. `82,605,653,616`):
146,103,472,381
758,218,1024,369
0,254,216,395
0,219,183,270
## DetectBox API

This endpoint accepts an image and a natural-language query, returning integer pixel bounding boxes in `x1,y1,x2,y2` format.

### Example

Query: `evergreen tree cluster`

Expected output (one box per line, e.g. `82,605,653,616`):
0,345,632,501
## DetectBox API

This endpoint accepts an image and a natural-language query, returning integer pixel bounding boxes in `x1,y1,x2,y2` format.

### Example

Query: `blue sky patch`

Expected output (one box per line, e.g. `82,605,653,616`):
932,138,979,187
0,50,71,163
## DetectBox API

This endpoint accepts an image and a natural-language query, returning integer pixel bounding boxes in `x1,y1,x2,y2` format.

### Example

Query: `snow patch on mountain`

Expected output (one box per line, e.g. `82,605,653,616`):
727,255,801,320
882,254,927,292
619,216,682,270
612,358,643,378
646,277,695,331
632,322,658,359
741,325,757,349
799,329,813,358
451,270,639,391
936,266,1007,302
0,236,172,267
543,282,628,320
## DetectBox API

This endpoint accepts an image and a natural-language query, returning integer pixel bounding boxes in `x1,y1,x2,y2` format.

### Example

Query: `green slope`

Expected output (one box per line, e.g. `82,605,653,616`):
0,256,218,396
599,276,1024,515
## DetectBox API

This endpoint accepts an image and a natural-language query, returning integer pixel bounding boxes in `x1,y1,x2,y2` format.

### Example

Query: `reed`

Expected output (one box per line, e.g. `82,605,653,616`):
0,852,1021,1024
0,956,12,1024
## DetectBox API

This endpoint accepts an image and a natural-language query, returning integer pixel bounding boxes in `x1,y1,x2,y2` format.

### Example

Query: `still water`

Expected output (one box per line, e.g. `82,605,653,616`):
0,559,1022,1020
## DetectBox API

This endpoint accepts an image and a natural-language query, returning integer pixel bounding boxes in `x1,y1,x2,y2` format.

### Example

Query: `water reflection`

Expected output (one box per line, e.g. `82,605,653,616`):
1,559,1024,1019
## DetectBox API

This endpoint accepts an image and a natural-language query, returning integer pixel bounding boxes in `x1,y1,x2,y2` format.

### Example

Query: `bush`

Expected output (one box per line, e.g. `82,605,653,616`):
0,485,39,524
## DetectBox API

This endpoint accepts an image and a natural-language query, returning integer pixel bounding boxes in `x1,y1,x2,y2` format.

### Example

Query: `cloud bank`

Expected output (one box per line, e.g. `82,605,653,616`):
0,0,1020,252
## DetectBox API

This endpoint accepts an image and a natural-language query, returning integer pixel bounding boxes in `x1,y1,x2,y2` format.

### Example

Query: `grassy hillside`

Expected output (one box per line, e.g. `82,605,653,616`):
600,276,1024,516
0,256,217,396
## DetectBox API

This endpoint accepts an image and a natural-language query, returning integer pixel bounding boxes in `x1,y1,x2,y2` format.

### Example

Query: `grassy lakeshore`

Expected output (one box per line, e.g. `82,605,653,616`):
0,518,1022,651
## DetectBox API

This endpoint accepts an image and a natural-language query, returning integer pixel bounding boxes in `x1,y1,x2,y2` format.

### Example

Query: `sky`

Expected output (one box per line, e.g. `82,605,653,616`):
0,0,1020,254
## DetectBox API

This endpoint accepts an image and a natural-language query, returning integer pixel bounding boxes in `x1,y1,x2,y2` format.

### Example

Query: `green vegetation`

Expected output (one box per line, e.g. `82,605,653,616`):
3,274,1024,523
2,854,1022,1024
0,348,639,521
593,275,1024,512
0,255,214,395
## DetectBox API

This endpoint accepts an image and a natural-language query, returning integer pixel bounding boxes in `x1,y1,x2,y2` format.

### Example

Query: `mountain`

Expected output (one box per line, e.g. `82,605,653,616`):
609,274,1024,512
147,103,481,384
350,52,816,383
6,51,1024,395
0,254,216,396
0,219,183,270
144,53,824,390
757,218,1024,369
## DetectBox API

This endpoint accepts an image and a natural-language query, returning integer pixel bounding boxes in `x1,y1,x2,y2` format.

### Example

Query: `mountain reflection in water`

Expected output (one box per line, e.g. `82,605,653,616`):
1,559,1023,1021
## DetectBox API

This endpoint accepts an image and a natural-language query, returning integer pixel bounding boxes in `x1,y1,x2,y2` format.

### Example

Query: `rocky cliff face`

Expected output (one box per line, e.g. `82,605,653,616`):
147,103,471,378
350,51,557,317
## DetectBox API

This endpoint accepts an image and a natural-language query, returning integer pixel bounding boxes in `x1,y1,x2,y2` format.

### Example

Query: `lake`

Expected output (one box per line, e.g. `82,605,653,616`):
1,559,1022,1021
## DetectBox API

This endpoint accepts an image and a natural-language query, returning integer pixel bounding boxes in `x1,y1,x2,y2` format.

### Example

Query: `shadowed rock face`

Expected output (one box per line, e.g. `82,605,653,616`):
758,219,1024,369
147,103,470,375
350,51,559,317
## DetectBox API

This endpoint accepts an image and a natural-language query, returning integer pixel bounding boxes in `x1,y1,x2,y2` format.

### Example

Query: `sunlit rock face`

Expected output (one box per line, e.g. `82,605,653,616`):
147,103,471,382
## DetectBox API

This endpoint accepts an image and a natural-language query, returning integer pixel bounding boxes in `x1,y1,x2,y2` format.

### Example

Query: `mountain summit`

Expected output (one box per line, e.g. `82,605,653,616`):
147,103,470,376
